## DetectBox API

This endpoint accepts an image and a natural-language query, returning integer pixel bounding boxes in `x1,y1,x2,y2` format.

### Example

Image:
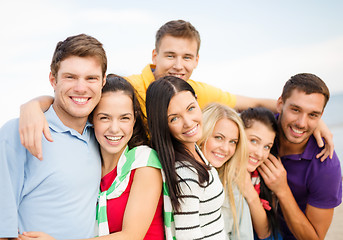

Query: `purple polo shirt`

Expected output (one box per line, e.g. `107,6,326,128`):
277,135,342,239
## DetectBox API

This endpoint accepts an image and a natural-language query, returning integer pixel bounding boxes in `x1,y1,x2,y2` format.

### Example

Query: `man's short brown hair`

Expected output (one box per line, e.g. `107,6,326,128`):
50,34,107,78
155,20,201,55
281,73,330,109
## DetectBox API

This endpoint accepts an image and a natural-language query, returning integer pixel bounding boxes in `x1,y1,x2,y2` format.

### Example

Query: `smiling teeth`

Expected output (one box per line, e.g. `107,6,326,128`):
292,127,304,134
249,157,258,163
185,126,197,135
170,74,183,78
106,136,121,141
73,97,88,103
214,153,225,159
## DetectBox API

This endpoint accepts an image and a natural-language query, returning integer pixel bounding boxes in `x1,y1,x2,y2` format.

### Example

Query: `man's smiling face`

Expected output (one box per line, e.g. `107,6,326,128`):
152,35,199,81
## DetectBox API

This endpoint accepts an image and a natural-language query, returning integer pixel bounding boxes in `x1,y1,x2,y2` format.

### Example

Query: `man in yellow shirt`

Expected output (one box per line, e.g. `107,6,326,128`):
128,20,276,114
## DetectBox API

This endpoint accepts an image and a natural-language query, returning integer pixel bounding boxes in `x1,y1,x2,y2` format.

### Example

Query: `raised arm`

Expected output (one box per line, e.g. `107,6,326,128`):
235,94,333,160
19,96,54,160
234,95,277,113
314,119,334,161
259,154,334,240
242,171,271,239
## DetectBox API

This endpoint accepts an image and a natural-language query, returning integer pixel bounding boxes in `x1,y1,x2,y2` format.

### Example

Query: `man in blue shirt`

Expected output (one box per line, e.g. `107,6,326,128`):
0,34,107,239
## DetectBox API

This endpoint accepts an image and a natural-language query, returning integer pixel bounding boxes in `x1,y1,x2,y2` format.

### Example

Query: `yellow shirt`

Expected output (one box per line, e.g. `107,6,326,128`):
127,64,237,114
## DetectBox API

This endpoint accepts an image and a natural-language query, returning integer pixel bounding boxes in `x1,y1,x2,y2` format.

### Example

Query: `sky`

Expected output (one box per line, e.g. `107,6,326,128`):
1,0,343,127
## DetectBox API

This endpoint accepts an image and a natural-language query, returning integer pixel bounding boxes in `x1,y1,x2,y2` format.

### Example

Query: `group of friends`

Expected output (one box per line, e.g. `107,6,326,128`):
0,20,342,240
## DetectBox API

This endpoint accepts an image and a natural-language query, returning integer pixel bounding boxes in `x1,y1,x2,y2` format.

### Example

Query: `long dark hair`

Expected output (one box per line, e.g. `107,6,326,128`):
241,107,280,239
146,76,209,212
89,74,149,149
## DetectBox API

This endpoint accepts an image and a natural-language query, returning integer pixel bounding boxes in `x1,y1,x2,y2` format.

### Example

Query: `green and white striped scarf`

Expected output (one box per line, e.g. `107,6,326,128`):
96,145,175,239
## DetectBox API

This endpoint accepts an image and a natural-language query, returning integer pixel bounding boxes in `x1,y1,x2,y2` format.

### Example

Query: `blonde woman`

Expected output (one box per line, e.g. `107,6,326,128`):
198,103,253,239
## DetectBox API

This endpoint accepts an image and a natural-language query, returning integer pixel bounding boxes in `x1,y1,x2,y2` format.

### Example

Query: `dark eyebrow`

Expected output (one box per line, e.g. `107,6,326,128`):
187,102,196,108
120,113,133,117
249,134,261,141
163,51,176,55
290,103,300,108
87,75,101,78
311,110,323,115
62,72,76,76
96,113,110,117
61,73,101,79
167,101,196,118
184,53,195,57
290,103,322,115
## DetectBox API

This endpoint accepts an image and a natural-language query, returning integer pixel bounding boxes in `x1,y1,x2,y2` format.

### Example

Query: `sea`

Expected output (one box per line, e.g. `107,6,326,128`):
322,92,343,163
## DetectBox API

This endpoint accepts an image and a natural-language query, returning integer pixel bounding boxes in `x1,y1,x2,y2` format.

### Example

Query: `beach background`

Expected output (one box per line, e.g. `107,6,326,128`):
322,93,343,162
0,1,342,238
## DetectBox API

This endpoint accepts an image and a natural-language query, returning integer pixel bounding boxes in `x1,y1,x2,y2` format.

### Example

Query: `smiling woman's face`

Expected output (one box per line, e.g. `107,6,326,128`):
167,91,202,150
203,118,239,168
245,121,276,173
93,91,135,161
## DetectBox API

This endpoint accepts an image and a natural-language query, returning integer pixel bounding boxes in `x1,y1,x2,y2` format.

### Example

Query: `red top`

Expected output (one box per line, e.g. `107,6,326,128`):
100,167,164,239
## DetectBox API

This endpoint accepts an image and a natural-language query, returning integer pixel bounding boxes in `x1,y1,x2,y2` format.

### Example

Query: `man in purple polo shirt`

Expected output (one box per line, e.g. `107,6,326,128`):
258,73,342,240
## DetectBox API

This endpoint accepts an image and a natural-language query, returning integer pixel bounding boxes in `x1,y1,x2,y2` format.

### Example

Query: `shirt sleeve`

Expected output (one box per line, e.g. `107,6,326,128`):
187,80,237,109
174,166,204,240
0,120,26,237
307,151,342,208
229,188,254,240
237,198,254,240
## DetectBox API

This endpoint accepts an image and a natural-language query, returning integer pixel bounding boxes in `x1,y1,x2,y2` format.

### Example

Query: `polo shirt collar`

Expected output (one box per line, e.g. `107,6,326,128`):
45,105,93,141
300,135,318,160
277,134,317,161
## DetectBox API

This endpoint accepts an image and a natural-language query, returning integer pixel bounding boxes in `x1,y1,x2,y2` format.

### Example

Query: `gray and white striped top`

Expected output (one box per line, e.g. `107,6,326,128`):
174,151,225,240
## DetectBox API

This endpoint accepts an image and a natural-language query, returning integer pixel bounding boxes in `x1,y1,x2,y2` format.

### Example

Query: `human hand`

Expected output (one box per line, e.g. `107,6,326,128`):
314,119,334,161
258,154,287,196
242,171,258,201
19,100,53,160
18,232,55,240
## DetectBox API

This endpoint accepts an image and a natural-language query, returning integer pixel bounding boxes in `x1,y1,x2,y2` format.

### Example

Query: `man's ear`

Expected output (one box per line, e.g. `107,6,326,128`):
194,54,199,68
102,74,106,87
276,97,283,113
152,49,157,65
49,72,57,90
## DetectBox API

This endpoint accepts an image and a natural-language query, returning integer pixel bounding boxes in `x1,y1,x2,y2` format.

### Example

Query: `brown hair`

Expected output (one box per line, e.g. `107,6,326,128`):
155,20,201,54
50,34,107,78
281,73,330,109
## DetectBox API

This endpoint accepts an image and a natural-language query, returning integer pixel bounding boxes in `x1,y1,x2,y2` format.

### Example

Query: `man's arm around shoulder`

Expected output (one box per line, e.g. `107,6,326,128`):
234,95,277,112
